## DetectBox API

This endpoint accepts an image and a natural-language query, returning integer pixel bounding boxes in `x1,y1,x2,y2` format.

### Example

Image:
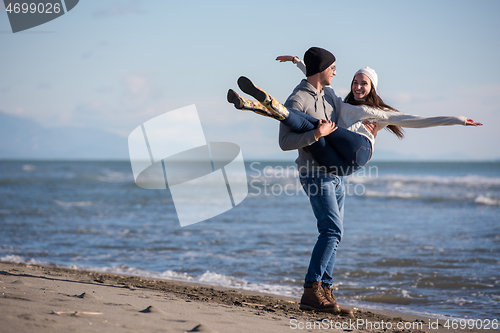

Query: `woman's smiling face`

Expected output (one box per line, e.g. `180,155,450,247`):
351,73,372,100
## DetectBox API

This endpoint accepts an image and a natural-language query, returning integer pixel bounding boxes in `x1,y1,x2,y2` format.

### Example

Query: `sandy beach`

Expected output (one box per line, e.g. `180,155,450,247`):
1,261,497,333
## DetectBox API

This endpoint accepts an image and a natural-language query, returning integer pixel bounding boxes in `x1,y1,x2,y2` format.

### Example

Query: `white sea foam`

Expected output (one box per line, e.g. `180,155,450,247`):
54,200,92,207
350,173,500,206
0,255,51,266
0,255,301,297
22,164,36,172
363,190,420,199
96,170,133,183
1,255,25,263
347,174,500,188
474,195,500,206
87,265,302,297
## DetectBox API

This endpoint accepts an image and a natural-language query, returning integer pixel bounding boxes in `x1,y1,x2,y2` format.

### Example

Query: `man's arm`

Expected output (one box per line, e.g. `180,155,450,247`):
279,122,317,151
278,98,317,151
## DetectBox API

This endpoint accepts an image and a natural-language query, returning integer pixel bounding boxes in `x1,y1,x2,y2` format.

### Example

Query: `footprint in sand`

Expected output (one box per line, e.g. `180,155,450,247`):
137,306,218,332
139,305,165,314
74,292,93,299
185,323,218,333
11,279,25,285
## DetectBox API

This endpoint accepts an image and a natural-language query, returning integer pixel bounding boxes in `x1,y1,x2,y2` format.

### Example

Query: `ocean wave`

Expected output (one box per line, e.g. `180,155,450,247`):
0,255,302,297
347,174,500,188
95,170,133,183
363,190,420,199
357,293,421,305
84,266,302,297
0,255,52,266
54,200,92,207
474,195,500,206
22,164,36,172
359,189,500,207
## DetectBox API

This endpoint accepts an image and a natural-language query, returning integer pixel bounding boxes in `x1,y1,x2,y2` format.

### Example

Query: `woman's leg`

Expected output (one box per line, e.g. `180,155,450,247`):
281,108,319,132
228,88,320,131
281,110,372,174
307,129,372,175
227,89,274,118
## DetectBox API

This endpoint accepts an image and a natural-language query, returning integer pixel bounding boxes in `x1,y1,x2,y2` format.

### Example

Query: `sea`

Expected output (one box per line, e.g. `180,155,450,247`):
0,160,499,321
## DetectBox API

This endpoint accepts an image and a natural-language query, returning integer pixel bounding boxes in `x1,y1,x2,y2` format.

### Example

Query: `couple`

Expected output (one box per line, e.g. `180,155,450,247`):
227,47,481,314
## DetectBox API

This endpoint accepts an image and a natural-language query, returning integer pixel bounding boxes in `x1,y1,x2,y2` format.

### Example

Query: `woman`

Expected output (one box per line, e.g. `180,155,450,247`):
227,61,481,175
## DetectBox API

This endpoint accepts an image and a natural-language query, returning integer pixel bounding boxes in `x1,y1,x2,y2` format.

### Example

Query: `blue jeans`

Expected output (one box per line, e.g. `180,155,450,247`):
282,109,372,176
300,172,345,287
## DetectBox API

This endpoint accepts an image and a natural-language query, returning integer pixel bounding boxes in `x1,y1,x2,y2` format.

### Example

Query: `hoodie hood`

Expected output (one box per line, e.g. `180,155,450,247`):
291,79,320,97
290,79,332,121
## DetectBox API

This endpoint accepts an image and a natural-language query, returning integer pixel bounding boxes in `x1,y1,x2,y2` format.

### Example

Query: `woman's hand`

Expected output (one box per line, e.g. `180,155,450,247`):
314,119,337,140
276,55,297,63
465,119,483,126
363,120,380,138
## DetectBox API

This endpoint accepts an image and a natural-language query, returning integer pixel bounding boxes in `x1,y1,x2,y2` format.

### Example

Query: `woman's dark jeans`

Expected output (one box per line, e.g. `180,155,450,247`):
281,109,372,176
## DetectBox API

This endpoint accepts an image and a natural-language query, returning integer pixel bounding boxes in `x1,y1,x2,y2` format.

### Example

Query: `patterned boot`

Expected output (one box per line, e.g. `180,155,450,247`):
227,89,274,118
237,76,289,120
323,285,354,316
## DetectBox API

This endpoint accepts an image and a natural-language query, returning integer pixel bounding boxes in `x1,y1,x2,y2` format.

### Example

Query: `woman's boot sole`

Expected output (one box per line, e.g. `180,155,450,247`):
237,76,267,103
227,89,244,109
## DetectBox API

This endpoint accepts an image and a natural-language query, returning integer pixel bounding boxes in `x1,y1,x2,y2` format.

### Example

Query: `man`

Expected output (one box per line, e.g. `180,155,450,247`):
279,47,352,314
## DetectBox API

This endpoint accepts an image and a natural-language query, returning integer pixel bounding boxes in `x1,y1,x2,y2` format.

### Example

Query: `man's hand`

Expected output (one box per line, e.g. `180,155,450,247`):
465,118,483,126
363,120,379,138
314,119,337,140
276,55,296,62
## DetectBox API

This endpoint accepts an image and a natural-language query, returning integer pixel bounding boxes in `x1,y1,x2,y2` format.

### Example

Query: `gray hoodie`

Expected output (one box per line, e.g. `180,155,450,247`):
279,79,342,173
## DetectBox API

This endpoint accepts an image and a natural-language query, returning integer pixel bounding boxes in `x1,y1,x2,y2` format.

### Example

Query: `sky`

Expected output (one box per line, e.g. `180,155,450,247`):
1,0,499,161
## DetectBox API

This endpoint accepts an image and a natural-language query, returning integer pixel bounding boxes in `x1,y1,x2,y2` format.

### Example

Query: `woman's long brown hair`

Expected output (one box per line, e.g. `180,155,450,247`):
344,83,405,139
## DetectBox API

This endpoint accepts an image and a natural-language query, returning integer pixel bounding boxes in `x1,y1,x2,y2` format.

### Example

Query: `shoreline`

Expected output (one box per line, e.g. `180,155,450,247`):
1,261,497,333
0,257,485,321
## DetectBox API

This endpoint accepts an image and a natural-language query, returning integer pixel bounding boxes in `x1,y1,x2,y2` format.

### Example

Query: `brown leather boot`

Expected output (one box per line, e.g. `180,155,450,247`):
299,281,339,312
323,285,354,316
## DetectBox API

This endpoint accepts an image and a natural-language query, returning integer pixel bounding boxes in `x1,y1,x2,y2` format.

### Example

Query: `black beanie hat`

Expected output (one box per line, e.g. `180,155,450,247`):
304,47,336,77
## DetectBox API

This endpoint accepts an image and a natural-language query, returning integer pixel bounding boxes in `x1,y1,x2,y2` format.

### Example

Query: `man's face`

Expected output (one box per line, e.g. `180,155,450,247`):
319,62,336,87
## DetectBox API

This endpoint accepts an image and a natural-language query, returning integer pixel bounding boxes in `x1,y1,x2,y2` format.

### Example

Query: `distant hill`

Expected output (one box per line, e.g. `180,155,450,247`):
0,112,128,160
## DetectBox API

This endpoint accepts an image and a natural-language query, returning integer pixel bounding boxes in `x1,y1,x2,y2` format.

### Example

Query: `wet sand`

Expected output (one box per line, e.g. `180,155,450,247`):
0,261,496,333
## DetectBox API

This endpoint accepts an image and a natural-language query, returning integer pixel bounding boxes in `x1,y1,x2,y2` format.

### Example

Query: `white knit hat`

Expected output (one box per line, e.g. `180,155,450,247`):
354,67,378,92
